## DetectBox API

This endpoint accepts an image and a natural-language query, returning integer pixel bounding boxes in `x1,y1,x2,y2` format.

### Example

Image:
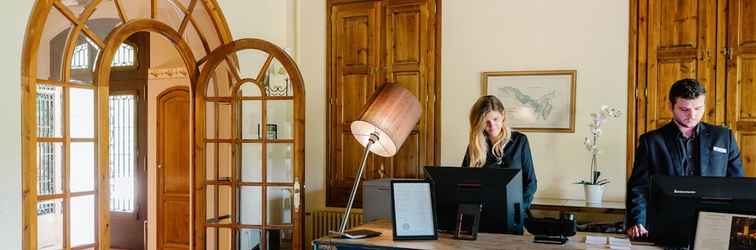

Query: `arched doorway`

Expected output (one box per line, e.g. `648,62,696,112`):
20,0,254,249
194,38,305,250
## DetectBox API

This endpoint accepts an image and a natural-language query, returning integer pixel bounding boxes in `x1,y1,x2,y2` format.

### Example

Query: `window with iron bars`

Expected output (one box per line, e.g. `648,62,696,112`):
109,95,136,212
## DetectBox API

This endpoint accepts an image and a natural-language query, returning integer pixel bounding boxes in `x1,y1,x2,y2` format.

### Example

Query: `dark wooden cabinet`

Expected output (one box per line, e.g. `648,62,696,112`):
326,0,440,207
628,0,756,177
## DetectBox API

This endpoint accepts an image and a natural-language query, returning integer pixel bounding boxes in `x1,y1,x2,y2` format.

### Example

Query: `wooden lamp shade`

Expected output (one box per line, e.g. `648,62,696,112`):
351,83,422,157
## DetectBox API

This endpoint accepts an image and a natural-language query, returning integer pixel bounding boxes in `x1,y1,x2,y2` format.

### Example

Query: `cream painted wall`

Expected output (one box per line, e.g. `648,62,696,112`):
1,1,33,248
441,0,629,201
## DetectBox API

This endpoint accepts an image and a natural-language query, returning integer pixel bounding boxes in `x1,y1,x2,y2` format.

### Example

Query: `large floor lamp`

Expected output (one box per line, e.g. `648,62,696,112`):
330,83,421,238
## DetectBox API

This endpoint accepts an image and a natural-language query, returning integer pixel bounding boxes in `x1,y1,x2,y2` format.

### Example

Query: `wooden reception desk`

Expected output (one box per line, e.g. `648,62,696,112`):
312,220,660,250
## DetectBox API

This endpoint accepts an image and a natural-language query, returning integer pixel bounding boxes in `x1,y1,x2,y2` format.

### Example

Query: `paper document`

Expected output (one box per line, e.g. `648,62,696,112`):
392,182,435,236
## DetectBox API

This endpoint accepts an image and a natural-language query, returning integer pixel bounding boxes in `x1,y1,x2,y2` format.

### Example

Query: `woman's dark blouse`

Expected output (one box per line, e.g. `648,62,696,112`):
461,131,537,210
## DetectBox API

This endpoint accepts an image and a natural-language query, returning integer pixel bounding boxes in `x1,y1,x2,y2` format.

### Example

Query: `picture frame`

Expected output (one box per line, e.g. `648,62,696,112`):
390,180,438,240
481,70,576,133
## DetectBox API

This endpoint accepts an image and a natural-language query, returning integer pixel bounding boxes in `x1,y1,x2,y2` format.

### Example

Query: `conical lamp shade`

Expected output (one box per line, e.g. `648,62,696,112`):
350,84,421,157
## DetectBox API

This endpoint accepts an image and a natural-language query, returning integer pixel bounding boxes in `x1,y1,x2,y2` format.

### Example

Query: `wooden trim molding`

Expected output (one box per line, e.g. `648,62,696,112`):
149,67,191,80
627,0,639,179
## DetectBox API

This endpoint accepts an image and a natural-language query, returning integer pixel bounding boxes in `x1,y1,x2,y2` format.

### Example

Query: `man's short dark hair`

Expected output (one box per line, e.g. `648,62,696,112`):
668,78,706,104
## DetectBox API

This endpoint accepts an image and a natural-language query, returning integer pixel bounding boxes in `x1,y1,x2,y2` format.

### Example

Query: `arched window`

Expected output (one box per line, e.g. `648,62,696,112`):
111,43,136,68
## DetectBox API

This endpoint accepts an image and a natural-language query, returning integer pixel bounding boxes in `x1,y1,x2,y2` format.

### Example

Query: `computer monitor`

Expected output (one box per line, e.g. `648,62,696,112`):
647,175,756,247
423,166,524,235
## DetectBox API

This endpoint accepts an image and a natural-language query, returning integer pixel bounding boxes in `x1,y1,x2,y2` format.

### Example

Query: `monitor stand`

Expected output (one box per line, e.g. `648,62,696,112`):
455,203,482,240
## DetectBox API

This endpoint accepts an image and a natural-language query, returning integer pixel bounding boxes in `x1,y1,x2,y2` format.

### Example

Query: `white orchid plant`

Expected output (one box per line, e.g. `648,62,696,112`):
576,105,622,186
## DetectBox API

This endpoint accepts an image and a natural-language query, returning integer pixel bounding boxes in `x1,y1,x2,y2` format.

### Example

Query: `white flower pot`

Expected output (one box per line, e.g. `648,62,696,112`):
584,184,604,204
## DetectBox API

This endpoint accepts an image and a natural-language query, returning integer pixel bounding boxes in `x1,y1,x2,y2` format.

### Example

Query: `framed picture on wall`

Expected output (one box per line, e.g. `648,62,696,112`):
481,70,576,133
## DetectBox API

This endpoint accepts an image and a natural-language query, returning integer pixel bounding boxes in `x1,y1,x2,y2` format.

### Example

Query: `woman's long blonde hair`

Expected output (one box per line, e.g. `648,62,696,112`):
468,95,511,167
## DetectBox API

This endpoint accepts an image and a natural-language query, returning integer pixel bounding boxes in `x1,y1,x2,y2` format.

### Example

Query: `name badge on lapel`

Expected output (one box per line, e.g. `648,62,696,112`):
713,146,727,154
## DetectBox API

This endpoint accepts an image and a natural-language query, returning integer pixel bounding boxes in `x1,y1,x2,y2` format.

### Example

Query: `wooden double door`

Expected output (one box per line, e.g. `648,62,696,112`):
629,0,756,176
326,0,440,207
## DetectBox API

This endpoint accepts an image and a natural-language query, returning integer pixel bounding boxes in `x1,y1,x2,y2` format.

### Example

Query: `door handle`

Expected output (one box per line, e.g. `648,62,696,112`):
293,180,301,210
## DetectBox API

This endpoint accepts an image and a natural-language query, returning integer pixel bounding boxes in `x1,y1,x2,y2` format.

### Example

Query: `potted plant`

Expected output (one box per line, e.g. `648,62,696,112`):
576,105,621,204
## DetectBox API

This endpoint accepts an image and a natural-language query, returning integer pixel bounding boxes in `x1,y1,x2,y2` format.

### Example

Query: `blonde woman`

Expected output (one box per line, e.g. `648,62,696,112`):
462,95,538,211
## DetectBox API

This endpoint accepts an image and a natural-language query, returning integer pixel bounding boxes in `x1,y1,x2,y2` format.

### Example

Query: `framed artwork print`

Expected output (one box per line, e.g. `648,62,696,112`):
481,70,576,133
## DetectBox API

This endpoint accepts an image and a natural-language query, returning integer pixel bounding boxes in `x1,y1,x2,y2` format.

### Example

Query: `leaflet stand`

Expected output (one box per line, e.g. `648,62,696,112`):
454,203,482,240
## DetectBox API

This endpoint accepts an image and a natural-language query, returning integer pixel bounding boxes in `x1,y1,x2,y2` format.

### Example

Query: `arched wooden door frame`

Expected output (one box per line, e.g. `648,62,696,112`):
94,19,198,249
194,38,306,250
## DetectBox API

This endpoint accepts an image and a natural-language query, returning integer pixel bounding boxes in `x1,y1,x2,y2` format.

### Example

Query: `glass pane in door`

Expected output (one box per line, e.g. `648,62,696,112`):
70,88,95,138
267,187,293,225
109,95,136,212
37,199,63,250
267,143,292,183
70,195,96,247
266,100,293,140
267,229,294,250
239,186,262,225
241,143,262,182
37,143,63,195
239,229,263,250
70,142,95,193
241,100,262,140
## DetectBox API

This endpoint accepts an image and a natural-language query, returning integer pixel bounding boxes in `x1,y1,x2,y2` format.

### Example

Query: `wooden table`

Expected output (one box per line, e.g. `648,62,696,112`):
312,220,660,250
531,198,625,215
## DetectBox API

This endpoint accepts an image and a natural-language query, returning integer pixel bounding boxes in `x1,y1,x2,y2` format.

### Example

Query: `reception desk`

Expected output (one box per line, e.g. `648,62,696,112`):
312,220,661,250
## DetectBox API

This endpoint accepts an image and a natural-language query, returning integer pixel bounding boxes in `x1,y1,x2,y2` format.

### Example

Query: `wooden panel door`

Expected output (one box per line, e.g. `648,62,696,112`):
158,88,191,250
726,0,756,176
382,0,436,179
327,1,382,207
645,0,718,131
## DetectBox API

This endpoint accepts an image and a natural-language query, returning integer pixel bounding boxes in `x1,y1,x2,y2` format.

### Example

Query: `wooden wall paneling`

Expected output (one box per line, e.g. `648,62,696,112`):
726,0,756,176
383,0,430,179
326,0,439,208
327,1,382,207
645,0,715,130
629,0,755,177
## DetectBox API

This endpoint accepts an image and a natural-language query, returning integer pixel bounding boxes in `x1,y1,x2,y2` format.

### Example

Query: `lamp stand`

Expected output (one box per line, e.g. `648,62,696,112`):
329,132,382,239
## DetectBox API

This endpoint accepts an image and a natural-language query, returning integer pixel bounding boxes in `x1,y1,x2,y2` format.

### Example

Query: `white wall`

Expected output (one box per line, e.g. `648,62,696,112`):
0,1,34,249
441,0,629,201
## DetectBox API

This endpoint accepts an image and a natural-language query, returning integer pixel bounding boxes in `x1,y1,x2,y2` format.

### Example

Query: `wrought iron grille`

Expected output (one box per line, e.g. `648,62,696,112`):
109,95,136,212
36,86,57,215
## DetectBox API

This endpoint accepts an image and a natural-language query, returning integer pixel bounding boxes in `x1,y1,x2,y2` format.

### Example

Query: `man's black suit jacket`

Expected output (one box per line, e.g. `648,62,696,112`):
626,122,744,227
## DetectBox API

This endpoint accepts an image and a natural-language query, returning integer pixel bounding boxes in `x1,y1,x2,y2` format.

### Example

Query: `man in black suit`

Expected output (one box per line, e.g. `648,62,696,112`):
625,79,744,238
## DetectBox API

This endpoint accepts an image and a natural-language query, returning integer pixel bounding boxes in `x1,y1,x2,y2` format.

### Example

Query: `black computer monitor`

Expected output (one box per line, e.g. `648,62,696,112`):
423,166,524,235
647,175,756,247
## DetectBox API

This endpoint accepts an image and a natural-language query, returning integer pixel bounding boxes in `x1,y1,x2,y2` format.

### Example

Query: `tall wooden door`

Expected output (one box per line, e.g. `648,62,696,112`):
157,88,191,250
643,0,719,132
381,0,437,179
326,0,439,208
328,1,383,207
725,0,756,176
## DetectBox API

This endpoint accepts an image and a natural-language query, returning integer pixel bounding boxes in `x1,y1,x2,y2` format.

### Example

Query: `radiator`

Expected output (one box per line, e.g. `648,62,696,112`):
310,210,363,240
